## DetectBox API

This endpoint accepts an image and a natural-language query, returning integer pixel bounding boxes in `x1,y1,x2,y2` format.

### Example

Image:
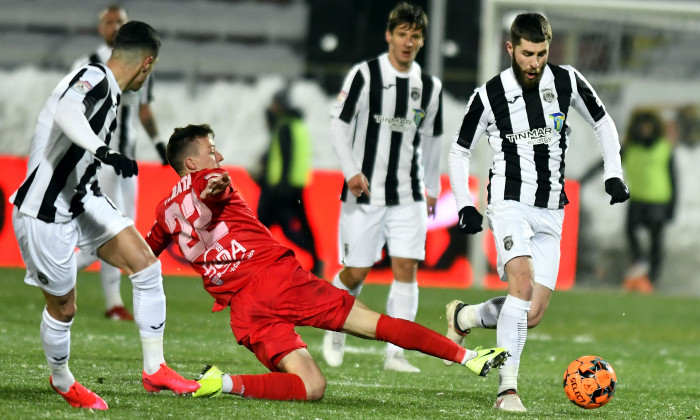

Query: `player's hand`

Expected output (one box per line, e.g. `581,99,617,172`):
427,196,437,218
155,141,168,166
348,173,370,198
95,146,138,177
200,171,231,199
457,206,483,234
604,177,630,205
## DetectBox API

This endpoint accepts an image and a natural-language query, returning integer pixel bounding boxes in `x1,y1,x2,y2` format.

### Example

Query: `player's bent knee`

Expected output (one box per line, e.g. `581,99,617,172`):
305,377,327,401
129,260,163,290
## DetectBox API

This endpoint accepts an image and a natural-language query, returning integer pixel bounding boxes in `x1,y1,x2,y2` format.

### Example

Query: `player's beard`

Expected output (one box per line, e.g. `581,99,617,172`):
511,53,542,91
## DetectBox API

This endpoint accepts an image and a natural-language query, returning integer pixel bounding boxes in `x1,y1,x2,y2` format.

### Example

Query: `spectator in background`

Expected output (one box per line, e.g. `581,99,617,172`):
72,5,169,321
621,109,677,293
255,88,323,277
323,2,444,374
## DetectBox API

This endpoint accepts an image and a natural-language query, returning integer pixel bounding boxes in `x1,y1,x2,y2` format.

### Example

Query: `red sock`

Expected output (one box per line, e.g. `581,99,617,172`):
230,373,307,401
375,314,466,364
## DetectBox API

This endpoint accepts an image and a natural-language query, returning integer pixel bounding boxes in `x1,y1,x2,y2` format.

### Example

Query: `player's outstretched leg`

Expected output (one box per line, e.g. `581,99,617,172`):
193,365,308,401
50,377,108,410
443,300,471,366
142,363,200,395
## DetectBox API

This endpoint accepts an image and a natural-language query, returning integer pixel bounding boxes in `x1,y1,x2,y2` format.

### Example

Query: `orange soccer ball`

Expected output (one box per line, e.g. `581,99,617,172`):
563,355,617,409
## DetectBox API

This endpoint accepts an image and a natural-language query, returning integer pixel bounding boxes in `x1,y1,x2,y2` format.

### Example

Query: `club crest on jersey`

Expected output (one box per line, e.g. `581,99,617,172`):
503,235,513,251
413,108,426,127
548,112,565,132
73,80,92,93
411,87,421,101
541,88,555,103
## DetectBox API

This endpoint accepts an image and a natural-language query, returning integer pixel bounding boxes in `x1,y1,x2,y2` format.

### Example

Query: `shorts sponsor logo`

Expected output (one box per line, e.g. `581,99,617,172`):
37,272,49,285
503,235,513,251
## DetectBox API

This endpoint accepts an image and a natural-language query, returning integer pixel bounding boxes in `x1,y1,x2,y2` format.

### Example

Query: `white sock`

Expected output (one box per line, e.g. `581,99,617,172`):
498,364,520,394
40,307,75,392
332,272,362,297
385,280,419,355
75,248,98,271
130,261,166,373
100,261,124,309
222,374,233,393
496,295,530,373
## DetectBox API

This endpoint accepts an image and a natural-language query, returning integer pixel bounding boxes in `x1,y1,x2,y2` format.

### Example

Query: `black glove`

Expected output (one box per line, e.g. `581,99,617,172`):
155,142,168,165
457,206,483,234
95,146,138,178
604,177,630,205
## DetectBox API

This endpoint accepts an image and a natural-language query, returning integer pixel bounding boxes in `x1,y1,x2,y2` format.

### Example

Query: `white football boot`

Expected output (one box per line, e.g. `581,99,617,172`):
322,330,346,367
494,389,527,412
383,351,420,373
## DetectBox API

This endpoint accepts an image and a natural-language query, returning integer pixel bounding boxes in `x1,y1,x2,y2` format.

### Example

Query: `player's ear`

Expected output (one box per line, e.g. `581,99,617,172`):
385,29,391,44
184,157,198,171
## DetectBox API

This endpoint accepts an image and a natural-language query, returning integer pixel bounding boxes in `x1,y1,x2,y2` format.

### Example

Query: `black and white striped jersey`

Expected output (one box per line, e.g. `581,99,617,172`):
10,63,121,223
73,44,154,159
331,52,443,206
450,63,623,210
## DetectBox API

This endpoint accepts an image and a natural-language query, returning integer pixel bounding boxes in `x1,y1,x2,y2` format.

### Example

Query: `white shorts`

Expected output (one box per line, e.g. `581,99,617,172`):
99,166,137,219
12,195,133,296
338,202,427,267
485,200,564,291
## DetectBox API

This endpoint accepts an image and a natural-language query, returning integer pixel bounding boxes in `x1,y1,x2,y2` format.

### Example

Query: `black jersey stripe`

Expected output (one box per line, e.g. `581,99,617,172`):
69,159,101,218
457,93,484,149
356,58,383,205
486,77,521,202
12,167,38,211
551,64,572,207
119,105,130,154
434,88,443,136
338,70,365,124
575,72,605,122
385,77,409,205
37,144,88,222
523,88,551,208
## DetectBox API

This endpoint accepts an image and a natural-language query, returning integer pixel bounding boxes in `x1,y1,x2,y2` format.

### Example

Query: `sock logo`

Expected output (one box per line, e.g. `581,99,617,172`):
150,321,165,330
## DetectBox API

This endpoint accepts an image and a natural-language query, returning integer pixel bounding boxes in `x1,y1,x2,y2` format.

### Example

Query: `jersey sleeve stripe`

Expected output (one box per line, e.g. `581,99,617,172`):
574,72,605,122
457,92,484,149
338,69,365,123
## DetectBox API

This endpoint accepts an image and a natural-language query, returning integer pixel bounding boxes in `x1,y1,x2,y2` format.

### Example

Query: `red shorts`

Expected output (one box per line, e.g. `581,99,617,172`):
228,255,355,371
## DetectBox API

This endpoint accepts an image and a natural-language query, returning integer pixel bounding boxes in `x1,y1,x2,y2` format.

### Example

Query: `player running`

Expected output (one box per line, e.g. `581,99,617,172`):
10,21,198,410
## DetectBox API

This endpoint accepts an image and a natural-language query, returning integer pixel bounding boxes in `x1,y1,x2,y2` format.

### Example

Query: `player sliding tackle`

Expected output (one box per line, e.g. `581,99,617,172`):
144,124,509,401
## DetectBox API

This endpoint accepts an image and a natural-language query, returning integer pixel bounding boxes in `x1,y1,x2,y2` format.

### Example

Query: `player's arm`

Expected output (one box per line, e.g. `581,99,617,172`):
55,68,137,177
277,123,293,188
138,77,168,165
330,64,370,196
568,66,629,204
421,79,444,216
448,88,489,234
198,170,232,201
145,219,171,258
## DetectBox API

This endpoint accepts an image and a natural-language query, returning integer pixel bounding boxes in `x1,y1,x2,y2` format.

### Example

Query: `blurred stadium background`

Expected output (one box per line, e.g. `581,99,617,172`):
0,0,698,295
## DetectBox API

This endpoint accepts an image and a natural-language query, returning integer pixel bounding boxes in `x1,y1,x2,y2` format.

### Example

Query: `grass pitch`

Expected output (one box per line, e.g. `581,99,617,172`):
0,267,698,419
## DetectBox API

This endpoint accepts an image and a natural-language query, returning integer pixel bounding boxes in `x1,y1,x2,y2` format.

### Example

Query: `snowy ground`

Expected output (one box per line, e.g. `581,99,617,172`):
1,67,697,295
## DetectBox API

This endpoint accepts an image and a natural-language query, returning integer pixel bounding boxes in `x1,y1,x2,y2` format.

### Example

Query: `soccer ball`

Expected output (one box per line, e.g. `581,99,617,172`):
563,355,617,409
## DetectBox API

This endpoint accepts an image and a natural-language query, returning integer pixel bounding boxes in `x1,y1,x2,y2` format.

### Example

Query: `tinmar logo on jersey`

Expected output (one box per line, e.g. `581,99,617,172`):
373,114,415,132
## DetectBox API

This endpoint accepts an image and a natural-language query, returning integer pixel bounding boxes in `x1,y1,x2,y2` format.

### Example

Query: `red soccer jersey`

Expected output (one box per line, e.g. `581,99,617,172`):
145,168,292,310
